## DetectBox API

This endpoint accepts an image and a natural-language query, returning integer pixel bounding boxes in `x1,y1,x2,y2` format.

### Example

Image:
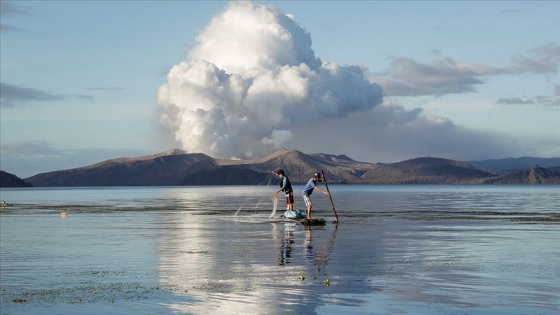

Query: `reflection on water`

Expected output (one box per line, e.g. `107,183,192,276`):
155,213,344,314
278,222,295,266
1,185,559,314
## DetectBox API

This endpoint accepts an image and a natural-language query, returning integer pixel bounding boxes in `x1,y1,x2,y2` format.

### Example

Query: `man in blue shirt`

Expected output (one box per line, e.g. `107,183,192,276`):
302,172,329,220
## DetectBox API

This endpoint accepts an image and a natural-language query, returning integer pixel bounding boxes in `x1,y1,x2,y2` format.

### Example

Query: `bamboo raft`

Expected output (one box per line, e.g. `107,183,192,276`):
300,218,326,226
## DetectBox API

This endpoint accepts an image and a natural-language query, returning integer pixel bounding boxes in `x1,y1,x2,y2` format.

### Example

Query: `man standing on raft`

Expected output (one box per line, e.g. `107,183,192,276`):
302,172,329,220
272,169,294,212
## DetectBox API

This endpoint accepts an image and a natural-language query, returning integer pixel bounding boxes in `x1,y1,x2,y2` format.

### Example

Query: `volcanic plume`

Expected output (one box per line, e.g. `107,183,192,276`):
158,1,383,159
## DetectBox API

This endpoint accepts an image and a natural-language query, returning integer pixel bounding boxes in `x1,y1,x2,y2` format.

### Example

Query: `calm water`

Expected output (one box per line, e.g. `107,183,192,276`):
0,185,558,314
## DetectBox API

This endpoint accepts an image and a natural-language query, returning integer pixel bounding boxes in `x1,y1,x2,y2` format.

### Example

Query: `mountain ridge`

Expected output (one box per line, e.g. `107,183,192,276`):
0,171,33,187
21,149,560,187
484,165,560,184
467,156,560,172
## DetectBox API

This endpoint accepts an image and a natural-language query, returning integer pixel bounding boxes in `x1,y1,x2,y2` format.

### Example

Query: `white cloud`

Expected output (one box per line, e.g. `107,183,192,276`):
261,129,293,149
158,1,383,159
156,2,559,163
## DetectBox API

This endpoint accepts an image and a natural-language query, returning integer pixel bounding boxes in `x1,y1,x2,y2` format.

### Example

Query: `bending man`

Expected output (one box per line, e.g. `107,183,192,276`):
302,172,329,220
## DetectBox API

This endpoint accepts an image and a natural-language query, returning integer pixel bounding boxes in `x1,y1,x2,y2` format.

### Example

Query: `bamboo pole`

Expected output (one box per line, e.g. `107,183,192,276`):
321,170,339,222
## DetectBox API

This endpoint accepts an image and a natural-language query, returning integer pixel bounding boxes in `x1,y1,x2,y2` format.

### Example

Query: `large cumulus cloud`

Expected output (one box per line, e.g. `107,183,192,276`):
158,1,383,159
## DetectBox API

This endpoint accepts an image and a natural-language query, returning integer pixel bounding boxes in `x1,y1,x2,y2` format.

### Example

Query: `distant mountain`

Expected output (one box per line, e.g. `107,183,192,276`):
362,157,498,184
484,165,560,184
178,166,269,185
467,157,560,172
23,149,527,187
26,150,218,186
226,149,379,184
0,171,33,187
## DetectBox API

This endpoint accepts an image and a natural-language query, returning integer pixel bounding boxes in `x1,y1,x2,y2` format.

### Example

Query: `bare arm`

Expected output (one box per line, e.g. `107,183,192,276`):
315,186,329,195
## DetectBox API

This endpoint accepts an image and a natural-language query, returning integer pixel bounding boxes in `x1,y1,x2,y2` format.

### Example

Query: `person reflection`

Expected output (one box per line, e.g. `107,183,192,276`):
277,222,338,269
279,222,295,266
304,225,315,264
304,226,328,267
305,224,339,282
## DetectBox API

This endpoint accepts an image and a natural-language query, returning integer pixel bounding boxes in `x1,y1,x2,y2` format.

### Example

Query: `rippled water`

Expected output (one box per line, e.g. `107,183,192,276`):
1,185,558,314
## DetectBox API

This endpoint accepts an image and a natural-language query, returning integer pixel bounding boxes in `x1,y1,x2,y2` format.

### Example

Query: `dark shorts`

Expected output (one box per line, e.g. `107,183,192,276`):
285,192,294,204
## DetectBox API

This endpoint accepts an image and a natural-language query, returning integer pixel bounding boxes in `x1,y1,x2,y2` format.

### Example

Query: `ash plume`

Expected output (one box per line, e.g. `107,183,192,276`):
158,1,383,159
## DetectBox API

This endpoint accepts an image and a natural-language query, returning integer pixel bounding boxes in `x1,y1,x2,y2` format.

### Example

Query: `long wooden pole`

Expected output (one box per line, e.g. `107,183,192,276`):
321,170,339,222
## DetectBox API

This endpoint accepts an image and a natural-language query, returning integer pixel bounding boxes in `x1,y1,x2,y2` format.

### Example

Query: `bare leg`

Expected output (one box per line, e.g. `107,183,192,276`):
306,205,312,219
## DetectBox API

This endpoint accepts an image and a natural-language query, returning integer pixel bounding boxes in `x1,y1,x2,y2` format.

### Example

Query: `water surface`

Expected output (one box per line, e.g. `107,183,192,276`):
1,185,558,314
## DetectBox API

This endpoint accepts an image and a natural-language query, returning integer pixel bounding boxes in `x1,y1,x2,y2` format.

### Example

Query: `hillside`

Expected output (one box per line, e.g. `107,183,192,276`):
361,157,498,184
0,171,33,187
21,149,542,187
484,166,560,184
228,149,379,184
467,157,560,172
26,150,218,186
178,166,269,185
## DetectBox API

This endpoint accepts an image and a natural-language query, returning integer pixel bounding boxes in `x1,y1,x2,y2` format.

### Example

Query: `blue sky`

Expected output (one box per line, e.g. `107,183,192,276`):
1,1,559,178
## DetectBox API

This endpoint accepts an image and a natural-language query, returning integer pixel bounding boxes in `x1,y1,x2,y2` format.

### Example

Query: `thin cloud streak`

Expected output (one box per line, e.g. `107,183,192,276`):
0,82,93,107
496,97,535,105
85,86,126,91
513,43,560,74
0,1,28,33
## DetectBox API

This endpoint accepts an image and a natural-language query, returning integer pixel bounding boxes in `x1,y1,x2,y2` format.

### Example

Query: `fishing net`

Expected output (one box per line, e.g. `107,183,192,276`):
270,191,279,218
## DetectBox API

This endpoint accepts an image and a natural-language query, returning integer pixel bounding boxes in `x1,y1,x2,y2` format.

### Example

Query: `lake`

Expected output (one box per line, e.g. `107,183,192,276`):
1,185,558,314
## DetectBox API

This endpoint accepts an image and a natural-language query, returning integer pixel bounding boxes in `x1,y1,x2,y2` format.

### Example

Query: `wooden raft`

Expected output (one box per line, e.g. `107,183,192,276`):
300,218,326,226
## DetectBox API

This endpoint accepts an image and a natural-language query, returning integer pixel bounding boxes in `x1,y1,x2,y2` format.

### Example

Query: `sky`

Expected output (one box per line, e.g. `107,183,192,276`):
1,0,559,178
